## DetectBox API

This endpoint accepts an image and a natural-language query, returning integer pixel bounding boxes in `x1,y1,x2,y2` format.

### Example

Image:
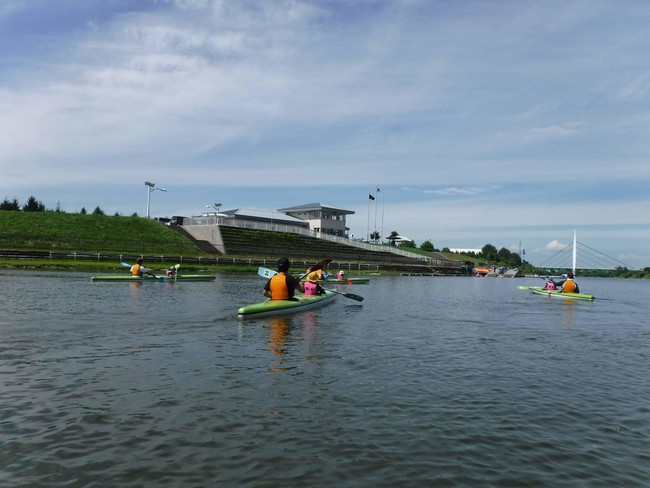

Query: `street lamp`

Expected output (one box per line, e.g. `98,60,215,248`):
205,202,222,213
145,181,167,219
205,203,225,224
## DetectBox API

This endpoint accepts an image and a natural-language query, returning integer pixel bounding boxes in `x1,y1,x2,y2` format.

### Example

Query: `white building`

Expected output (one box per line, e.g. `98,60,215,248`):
277,203,355,237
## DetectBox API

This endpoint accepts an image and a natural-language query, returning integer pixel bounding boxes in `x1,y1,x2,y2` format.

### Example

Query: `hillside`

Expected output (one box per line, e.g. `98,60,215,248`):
0,211,203,255
0,211,481,275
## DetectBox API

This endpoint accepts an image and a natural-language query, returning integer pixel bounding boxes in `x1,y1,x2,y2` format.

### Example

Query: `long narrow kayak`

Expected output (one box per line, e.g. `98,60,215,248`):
91,275,215,282
322,277,370,284
238,291,336,319
527,286,595,301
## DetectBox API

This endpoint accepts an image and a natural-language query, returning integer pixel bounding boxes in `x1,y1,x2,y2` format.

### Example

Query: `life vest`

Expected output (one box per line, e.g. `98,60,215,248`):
269,274,291,300
544,281,556,290
563,279,577,293
131,264,142,276
303,281,319,296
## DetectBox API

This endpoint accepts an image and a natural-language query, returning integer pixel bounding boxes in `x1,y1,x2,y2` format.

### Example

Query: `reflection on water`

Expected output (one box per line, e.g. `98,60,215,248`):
563,299,575,327
264,313,321,373
266,317,292,372
1,271,649,487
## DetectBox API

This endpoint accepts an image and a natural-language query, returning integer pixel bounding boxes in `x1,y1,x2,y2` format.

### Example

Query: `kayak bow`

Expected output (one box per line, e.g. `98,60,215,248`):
91,275,215,282
525,286,595,301
237,290,337,319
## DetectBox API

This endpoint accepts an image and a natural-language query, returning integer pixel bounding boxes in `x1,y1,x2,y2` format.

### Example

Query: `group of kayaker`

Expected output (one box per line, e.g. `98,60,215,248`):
542,272,580,293
263,257,334,300
130,257,334,295
130,258,177,278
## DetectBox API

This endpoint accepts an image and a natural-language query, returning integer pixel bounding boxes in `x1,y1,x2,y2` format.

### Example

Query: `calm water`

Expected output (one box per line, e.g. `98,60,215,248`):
1,270,649,487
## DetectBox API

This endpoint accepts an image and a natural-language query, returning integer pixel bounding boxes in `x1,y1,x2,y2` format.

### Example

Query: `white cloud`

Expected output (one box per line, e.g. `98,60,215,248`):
1,0,650,267
545,240,569,252
0,0,24,17
520,123,583,144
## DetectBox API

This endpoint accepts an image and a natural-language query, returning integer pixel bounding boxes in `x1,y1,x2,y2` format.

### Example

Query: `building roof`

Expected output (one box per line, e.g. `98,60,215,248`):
277,203,355,215
222,208,309,225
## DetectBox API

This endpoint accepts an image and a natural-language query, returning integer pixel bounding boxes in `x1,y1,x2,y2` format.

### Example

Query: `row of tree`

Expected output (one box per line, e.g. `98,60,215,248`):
0,196,129,216
386,230,525,269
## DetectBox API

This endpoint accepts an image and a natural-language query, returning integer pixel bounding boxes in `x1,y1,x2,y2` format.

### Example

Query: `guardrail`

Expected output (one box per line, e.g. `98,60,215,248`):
0,250,386,271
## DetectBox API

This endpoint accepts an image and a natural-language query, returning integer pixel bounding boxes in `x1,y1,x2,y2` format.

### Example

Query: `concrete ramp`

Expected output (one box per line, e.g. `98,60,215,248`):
180,225,226,254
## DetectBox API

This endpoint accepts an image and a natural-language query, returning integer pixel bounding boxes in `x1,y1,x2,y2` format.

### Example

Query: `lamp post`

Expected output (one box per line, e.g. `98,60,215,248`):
145,181,167,219
205,203,224,224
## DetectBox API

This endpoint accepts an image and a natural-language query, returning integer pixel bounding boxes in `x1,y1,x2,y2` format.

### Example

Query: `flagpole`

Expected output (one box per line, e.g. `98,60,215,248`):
381,192,384,244
373,187,378,243
366,195,371,242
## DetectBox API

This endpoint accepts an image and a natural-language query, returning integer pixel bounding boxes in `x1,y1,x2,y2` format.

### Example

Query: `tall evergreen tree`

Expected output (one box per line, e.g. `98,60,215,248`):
0,197,20,211
22,196,45,212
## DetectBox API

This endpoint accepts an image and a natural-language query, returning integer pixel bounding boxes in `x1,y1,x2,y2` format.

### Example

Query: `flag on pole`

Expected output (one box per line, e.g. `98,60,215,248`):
368,194,375,200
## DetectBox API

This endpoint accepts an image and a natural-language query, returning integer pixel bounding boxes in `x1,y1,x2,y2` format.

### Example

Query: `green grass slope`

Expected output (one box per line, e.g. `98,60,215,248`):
0,211,203,255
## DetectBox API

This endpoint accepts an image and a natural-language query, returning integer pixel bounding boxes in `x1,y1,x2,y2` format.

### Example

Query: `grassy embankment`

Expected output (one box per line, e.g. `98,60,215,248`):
0,211,476,274
0,211,224,272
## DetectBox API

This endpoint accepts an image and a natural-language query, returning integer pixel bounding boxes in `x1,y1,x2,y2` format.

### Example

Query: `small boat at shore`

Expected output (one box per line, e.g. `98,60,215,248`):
91,274,215,282
237,290,337,319
322,277,369,284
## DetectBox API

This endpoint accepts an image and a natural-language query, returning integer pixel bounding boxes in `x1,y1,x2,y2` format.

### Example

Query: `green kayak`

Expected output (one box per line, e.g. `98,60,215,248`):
91,275,215,282
526,286,594,301
322,277,370,284
237,290,336,319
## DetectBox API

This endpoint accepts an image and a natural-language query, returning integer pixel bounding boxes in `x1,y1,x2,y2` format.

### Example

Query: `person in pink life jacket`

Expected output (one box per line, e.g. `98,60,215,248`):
543,278,556,290
303,271,326,296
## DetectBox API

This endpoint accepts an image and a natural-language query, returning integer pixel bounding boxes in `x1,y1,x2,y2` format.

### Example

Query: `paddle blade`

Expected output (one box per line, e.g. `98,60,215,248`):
326,288,364,302
313,258,332,268
342,292,364,302
306,259,332,273
120,262,131,268
258,267,277,279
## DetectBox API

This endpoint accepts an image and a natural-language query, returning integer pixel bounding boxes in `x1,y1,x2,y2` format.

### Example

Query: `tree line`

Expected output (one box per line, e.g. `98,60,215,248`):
0,196,135,217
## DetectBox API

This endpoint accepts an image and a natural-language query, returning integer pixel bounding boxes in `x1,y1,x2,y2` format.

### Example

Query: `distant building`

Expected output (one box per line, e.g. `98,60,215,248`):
186,203,356,237
277,203,355,237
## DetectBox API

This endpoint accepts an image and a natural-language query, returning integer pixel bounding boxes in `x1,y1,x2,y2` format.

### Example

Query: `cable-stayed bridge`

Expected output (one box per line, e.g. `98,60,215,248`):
537,240,632,272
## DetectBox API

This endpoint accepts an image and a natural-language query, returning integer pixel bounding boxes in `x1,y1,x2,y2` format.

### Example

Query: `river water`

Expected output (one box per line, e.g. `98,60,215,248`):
1,270,649,487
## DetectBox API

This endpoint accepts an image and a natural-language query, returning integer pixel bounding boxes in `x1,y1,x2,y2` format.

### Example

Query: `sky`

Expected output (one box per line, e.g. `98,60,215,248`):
1,0,649,269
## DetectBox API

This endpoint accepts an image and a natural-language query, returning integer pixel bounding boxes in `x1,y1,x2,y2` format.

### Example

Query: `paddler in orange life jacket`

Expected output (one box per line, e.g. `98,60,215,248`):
560,272,580,293
130,258,150,277
264,257,304,300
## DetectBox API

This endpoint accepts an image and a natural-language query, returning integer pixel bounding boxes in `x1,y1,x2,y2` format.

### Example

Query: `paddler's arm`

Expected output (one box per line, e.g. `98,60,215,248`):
263,279,272,298
291,275,305,294
142,266,157,278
